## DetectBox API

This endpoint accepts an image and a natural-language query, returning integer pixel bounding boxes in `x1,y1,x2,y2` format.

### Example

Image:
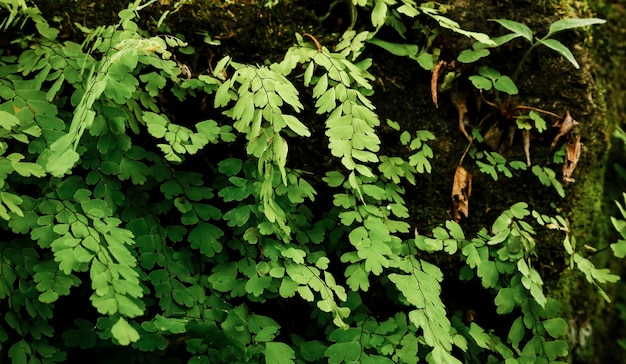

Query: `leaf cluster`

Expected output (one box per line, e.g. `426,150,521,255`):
0,1,618,364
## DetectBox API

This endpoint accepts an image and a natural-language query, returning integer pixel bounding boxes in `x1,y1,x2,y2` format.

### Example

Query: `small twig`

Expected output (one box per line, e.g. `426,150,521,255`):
478,113,492,127
303,33,322,52
459,139,474,166
513,105,562,119
479,90,499,109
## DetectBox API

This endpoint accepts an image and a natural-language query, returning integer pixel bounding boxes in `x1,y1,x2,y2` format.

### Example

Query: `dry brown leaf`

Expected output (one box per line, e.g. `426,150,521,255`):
563,134,581,183
522,129,531,167
551,110,579,149
483,122,503,150
451,89,473,142
452,166,472,221
431,60,446,108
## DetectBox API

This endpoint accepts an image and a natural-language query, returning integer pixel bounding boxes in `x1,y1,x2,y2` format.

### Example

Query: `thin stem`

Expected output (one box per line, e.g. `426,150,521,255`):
512,43,539,83
480,91,499,110
513,105,562,119
459,139,473,166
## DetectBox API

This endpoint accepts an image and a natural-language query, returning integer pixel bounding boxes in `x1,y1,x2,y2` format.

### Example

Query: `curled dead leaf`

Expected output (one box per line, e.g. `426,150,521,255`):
452,166,472,222
551,110,579,149
563,134,581,183
451,89,473,143
431,60,446,108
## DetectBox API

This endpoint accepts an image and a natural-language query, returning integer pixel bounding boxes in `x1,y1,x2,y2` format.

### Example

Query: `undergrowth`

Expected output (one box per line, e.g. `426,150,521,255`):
0,0,617,363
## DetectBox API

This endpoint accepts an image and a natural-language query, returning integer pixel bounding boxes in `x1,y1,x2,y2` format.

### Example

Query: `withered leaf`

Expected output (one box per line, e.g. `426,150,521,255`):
522,129,531,167
563,134,581,183
451,89,473,142
483,122,502,150
551,110,579,149
431,60,446,108
452,166,472,222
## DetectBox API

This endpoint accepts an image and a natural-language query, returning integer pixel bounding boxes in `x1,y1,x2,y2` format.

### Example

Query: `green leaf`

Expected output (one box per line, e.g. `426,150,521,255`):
543,317,568,338
529,110,547,132
139,72,167,97
457,49,490,63
118,9,136,21
213,56,231,78
446,220,465,240
611,239,626,258
491,19,533,41
477,260,498,288
493,75,518,95
400,131,411,145
532,166,565,198
397,4,419,17
325,341,361,364
543,340,568,360
429,14,494,45
508,316,525,349
389,273,424,308
469,75,492,91
312,73,328,98
188,222,223,257
0,111,20,130
45,146,80,177
300,341,327,361
495,287,515,314
490,33,524,47
371,0,388,27
284,114,310,137
367,38,419,57
509,202,529,219
63,319,98,349
345,263,370,291
153,315,187,334
8,340,28,364
245,275,272,297
316,88,336,114
479,66,501,80
537,38,579,69
218,158,243,176
545,18,606,39
265,342,295,364
0,191,23,218
111,317,140,346
35,22,60,39
381,120,399,134
468,322,492,349
509,160,528,170
214,80,233,107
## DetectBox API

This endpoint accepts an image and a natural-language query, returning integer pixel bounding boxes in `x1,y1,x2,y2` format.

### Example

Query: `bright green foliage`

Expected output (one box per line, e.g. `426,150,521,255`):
532,166,566,198
475,151,527,181
354,1,493,70
458,17,605,73
415,203,578,362
469,66,518,95
516,111,548,132
535,210,620,302
0,1,616,363
611,193,626,258
379,129,435,184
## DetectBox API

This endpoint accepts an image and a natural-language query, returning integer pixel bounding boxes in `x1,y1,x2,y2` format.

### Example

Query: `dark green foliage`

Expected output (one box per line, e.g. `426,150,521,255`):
0,1,617,363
